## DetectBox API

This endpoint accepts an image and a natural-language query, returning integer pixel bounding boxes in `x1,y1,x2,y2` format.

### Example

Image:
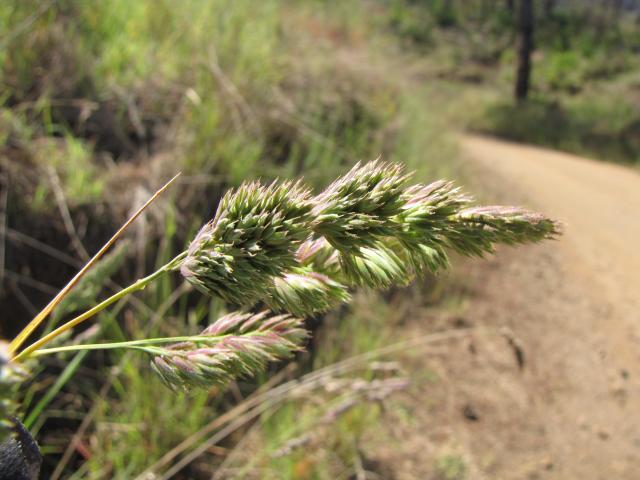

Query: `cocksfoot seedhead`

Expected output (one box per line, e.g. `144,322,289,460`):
150,312,307,390
311,160,409,252
7,160,560,400
265,269,351,317
178,161,559,322
448,206,560,256
180,181,313,306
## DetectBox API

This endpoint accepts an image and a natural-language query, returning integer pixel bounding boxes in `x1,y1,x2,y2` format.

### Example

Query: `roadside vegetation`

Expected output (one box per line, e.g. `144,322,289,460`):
0,1,636,478
387,1,640,165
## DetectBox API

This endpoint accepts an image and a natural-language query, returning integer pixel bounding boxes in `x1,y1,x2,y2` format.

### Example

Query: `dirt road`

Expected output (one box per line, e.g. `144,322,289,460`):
462,135,640,478
374,136,640,479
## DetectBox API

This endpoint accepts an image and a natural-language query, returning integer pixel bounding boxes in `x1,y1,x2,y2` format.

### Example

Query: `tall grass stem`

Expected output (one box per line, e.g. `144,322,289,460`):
9,173,181,355
13,251,187,361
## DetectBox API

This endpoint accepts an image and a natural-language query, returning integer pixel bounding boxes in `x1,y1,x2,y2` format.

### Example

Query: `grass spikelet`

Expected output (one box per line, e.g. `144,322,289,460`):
312,160,409,252
180,180,313,306
339,242,411,289
396,179,559,268
296,238,341,276
398,180,472,246
150,312,308,391
265,269,351,316
448,206,561,256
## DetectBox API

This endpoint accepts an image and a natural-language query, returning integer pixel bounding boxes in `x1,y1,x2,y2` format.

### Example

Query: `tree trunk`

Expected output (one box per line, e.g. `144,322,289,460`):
613,0,624,22
506,0,514,13
544,0,555,17
515,0,534,101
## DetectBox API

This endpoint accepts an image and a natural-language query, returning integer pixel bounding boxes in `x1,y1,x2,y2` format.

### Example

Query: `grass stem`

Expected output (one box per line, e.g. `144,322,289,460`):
13,252,187,362
29,334,232,357
9,173,181,355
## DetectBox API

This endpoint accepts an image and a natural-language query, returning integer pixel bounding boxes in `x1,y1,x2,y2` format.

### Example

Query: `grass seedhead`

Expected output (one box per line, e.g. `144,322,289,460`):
178,160,559,319
180,180,314,306
312,160,409,253
6,159,561,435
265,269,351,317
150,312,308,391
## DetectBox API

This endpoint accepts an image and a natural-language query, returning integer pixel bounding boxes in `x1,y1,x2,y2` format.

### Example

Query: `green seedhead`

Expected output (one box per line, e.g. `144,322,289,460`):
180,180,313,306
312,160,410,253
265,269,351,317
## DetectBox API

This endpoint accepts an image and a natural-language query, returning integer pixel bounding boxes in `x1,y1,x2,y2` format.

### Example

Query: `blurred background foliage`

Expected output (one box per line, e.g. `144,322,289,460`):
0,0,638,478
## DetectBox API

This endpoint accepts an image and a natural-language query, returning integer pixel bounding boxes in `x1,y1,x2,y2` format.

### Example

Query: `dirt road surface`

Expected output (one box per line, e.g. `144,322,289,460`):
373,136,640,479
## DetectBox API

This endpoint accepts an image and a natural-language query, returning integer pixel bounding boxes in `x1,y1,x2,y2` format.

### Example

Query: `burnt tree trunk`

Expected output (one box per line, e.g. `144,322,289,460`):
506,0,514,13
544,0,555,18
515,0,534,101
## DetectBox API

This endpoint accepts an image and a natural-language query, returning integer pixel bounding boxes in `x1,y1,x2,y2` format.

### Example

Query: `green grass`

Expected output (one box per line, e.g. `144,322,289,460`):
434,453,468,480
472,91,640,165
376,0,640,166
